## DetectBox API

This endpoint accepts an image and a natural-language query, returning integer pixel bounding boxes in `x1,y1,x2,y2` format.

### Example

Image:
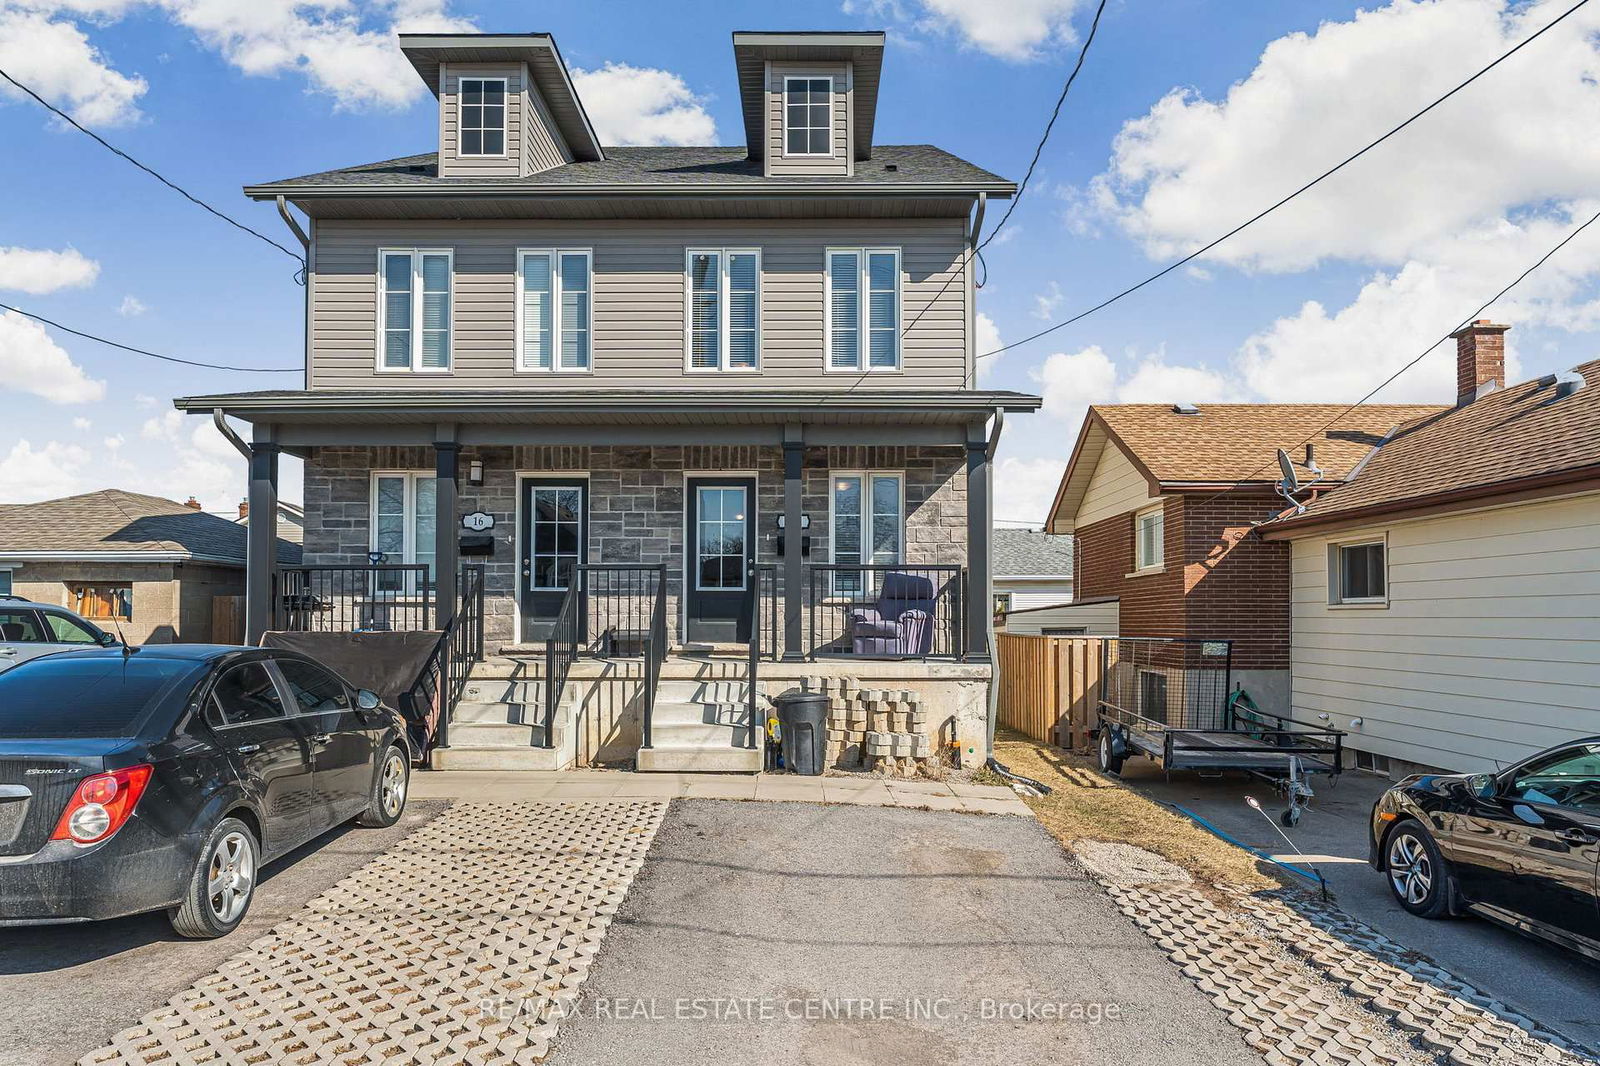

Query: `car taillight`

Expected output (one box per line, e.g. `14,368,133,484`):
51,765,153,845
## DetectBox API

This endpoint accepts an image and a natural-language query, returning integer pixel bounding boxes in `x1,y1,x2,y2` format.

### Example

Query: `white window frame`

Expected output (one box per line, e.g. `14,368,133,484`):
828,470,905,596
683,248,762,373
782,74,835,158
1133,503,1165,573
1329,536,1389,607
369,471,438,596
691,483,752,593
824,247,901,373
457,76,508,158
514,247,593,374
376,248,453,374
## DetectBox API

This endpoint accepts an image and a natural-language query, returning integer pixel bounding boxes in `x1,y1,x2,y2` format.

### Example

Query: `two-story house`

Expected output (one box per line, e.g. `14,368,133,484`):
175,31,1040,772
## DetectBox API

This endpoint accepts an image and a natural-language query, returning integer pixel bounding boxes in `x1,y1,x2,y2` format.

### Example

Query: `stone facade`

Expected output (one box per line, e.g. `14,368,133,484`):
302,442,967,649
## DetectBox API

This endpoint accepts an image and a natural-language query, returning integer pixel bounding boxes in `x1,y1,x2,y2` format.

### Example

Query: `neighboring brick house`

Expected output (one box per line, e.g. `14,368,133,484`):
0,490,300,643
1043,402,1440,714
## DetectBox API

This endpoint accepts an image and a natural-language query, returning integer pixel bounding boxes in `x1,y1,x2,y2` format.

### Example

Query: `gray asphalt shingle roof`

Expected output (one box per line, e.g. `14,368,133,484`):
0,490,301,565
248,145,1011,192
994,529,1073,577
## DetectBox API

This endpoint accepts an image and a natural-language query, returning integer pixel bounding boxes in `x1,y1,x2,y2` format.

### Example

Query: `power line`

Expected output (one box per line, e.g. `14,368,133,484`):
0,66,306,272
976,0,1594,363
900,0,1109,343
0,302,302,374
1194,203,1600,509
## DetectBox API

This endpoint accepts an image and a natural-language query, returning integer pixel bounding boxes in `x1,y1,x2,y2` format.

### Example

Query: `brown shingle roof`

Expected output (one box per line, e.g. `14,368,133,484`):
0,489,300,564
1270,361,1600,529
1095,403,1443,484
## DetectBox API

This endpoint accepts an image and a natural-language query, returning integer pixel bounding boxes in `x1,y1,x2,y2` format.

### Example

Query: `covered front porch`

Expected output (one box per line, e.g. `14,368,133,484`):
178,388,1039,769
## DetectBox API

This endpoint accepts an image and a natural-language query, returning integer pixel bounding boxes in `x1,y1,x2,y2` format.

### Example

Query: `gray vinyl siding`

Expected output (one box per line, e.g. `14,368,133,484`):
765,62,851,177
440,63,570,179
308,218,969,390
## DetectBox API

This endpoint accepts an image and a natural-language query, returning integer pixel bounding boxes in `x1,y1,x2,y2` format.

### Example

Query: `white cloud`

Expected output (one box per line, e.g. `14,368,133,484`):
975,310,1003,384
1118,357,1236,404
570,63,716,146
0,310,105,403
117,294,147,316
0,439,93,501
0,9,148,125
0,246,100,294
1034,344,1117,430
994,456,1069,527
856,0,1089,62
1031,280,1062,320
141,409,184,441
72,416,91,430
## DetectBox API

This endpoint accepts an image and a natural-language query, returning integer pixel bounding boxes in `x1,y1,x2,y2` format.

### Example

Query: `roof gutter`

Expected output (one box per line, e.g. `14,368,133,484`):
0,551,246,566
244,181,1017,201
1258,463,1600,539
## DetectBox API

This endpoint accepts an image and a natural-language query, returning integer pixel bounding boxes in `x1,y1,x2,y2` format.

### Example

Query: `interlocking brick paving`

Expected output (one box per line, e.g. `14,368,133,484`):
78,801,665,1065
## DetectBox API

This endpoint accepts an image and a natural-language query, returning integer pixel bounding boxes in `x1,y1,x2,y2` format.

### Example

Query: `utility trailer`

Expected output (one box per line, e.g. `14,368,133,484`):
1092,637,1345,825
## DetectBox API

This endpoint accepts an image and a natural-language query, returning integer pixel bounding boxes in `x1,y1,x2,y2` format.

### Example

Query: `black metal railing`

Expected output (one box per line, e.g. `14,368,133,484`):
643,567,667,750
273,564,432,632
753,563,780,662
402,564,486,756
582,564,668,657
747,564,775,748
543,578,582,750
805,564,965,660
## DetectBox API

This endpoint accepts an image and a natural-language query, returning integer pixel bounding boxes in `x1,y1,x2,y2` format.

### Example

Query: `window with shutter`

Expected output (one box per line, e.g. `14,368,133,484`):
378,249,452,373
1135,505,1164,571
686,248,761,372
516,249,592,372
826,248,900,371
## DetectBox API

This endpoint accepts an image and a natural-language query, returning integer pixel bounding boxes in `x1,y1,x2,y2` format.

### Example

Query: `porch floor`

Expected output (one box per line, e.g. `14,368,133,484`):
410,768,1031,814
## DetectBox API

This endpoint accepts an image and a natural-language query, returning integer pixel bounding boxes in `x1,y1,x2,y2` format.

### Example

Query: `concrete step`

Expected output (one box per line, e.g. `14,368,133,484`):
650,699,747,727
429,745,567,771
446,720,548,748
452,700,541,725
655,679,750,703
461,678,549,705
650,719,754,749
636,745,763,773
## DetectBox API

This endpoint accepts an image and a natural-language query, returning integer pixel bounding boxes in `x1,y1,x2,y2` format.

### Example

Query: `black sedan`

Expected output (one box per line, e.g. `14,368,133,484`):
1370,738,1600,961
0,645,412,938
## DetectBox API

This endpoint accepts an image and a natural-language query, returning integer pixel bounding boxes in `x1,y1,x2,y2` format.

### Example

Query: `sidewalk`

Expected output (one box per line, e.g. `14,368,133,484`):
410,769,1033,815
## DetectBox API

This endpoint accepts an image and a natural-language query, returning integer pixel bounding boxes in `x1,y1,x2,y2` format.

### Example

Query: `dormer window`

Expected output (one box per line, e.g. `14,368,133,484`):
784,76,833,156
459,77,507,156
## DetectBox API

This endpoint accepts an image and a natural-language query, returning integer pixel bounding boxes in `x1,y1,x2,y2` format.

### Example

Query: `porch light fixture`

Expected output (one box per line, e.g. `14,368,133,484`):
367,551,386,564
468,458,484,486
775,514,810,530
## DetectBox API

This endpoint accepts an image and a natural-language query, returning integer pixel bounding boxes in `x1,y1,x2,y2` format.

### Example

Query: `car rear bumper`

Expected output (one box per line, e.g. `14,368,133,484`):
0,818,195,923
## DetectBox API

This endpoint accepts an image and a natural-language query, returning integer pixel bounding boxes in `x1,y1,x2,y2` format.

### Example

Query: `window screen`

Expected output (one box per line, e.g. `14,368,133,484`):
1338,542,1385,601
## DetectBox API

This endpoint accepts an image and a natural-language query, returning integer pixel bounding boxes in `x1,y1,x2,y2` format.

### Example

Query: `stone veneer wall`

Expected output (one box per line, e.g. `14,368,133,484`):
302,443,966,649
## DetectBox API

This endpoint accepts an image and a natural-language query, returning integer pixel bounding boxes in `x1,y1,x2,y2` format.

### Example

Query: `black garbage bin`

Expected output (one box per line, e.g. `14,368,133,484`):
773,689,828,776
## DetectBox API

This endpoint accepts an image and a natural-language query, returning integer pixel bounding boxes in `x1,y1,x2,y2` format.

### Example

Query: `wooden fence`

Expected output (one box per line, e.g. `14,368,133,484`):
211,595,244,645
995,633,1105,750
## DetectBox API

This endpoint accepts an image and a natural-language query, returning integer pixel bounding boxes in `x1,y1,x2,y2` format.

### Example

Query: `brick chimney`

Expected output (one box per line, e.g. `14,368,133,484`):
1450,320,1509,405
237,499,249,520
183,496,202,510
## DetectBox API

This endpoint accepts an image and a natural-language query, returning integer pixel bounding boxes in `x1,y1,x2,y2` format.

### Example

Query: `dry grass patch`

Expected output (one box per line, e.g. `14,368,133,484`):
993,730,1279,890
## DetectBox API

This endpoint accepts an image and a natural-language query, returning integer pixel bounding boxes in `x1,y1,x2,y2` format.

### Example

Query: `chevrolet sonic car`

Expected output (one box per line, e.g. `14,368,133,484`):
0,645,411,938
1370,738,1600,961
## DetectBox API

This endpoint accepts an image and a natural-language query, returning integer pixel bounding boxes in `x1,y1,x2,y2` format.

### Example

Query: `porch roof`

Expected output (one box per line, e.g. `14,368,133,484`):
175,388,1040,447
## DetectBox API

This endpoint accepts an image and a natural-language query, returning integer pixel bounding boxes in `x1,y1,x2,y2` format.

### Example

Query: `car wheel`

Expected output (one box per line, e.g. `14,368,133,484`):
357,745,409,828
1385,820,1453,918
1097,726,1125,776
169,816,258,939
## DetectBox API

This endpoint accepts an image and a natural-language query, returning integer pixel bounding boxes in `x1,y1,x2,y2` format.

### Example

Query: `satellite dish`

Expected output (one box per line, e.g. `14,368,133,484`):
1277,448,1300,493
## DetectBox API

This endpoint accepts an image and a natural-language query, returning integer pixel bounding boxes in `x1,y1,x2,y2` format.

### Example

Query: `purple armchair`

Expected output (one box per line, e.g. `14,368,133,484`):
849,572,935,656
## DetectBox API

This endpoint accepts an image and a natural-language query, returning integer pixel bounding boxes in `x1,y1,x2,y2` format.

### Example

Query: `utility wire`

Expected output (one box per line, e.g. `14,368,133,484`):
976,0,1594,363
0,302,301,374
1194,203,1600,509
900,0,1109,343
0,66,306,272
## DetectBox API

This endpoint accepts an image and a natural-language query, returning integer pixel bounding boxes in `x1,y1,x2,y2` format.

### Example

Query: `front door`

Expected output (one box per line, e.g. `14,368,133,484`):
520,479,588,643
685,476,756,643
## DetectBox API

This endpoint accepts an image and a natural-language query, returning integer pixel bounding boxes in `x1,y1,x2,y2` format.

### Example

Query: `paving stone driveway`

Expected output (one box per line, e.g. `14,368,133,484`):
77,802,665,1065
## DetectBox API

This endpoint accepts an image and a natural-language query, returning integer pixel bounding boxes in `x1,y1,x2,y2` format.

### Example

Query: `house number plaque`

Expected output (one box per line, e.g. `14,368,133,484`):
461,512,495,532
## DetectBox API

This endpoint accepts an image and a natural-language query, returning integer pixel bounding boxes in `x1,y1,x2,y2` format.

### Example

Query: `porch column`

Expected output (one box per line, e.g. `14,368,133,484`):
965,421,992,663
433,437,460,630
782,423,805,661
244,434,280,645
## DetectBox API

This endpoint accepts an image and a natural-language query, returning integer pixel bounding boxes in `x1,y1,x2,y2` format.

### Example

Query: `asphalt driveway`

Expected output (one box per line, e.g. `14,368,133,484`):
0,801,444,1066
549,799,1264,1066
1116,760,1600,1049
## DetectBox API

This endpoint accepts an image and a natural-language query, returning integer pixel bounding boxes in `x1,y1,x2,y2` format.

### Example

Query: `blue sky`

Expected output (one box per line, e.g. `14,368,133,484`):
3,0,1599,524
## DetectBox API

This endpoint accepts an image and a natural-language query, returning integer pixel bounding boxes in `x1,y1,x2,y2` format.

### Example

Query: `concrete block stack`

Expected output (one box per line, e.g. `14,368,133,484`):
790,678,938,776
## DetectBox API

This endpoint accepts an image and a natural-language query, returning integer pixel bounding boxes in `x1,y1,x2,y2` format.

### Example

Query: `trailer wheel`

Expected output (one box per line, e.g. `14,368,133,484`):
1097,726,1125,776
1280,807,1301,828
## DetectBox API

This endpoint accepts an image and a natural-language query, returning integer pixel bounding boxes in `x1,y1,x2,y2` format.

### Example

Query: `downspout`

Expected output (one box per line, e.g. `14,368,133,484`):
966,192,986,389
275,196,312,392
213,408,250,459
